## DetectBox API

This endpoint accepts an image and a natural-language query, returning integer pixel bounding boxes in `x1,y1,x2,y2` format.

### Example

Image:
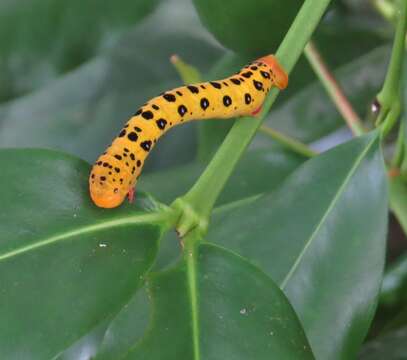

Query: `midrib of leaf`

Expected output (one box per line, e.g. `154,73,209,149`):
0,211,168,261
281,134,378,289
186,240,200,360
212,193,264,215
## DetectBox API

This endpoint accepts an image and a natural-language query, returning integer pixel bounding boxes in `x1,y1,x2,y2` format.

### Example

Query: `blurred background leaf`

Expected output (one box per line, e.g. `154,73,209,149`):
0,0,391,170
0,0,223,171
359,326,407,360
0,0,161,101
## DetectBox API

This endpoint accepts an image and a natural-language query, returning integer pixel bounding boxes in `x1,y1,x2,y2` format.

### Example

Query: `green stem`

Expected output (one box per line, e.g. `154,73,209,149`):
183,232,200,359
391,121,405,168
389,176,407,236
213,193,263,215
259,125,317,157
304,41,366,136
172,0,332,236
376,0,407,137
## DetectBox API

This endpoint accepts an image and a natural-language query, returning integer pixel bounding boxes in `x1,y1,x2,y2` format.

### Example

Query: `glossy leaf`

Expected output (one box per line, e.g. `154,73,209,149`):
0,149,170,359
0,0,160,101
139,146,307,206
56,319,112,360
53,286,153,360
0,0,223,167
207,131,388,359
96,243,314,359
90,288,151,360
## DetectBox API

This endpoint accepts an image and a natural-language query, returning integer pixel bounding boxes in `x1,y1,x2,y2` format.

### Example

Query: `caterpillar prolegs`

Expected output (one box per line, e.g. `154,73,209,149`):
89,55,288,208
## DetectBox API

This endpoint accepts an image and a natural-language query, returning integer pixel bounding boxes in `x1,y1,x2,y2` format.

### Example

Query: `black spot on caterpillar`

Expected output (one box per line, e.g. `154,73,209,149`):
89,55,288,208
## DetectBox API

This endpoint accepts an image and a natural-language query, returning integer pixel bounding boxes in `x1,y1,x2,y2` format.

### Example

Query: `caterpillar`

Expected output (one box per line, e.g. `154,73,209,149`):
89,55,288,208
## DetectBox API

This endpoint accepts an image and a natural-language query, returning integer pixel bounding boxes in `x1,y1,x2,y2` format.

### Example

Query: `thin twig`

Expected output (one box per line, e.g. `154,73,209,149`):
304,41,366,136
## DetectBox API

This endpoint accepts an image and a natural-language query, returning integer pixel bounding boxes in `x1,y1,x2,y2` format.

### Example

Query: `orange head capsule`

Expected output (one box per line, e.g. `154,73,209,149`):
256,55,288,90
89,158,131,208
89,182,127,208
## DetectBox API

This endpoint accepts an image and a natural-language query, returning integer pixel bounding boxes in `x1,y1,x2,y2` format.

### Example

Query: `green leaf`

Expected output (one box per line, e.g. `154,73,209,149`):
55,319,112,360
0,0,160,101
0,149,172,359
87,288,151,360
52,286,152,360
207,131,388,359
359,326,407,360
95,243,314,359
0,0,223,167
139,146,307,206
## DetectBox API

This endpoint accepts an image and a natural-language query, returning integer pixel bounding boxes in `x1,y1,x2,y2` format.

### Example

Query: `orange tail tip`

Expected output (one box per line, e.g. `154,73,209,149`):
256,55,288,90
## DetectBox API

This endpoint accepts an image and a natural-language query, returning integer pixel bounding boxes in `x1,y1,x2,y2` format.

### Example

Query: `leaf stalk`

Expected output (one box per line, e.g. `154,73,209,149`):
375,0,407,137
304,41,366,136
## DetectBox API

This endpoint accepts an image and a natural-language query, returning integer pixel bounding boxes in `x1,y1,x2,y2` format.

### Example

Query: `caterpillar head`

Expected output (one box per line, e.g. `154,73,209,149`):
257,55,288,90
89,161,129,208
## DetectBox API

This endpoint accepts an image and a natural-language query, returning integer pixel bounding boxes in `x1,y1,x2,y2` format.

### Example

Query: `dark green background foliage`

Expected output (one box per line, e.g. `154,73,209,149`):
192,0,303,56
0,0,406,358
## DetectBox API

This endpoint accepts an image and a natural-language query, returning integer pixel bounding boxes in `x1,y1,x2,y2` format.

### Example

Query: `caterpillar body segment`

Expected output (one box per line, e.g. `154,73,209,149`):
89,55,288,208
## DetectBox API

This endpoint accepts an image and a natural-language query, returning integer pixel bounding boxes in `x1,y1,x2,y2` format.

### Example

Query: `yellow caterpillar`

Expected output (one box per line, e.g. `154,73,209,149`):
89,55,288,208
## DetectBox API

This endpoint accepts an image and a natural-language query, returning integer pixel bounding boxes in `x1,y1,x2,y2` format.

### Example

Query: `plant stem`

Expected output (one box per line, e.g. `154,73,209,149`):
259,125,317,157
376,0,407,137
391,121,405,169
389,176,407,235
373,1,407,241
183,232,200,357
304,41,366,136
172,0,333,236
